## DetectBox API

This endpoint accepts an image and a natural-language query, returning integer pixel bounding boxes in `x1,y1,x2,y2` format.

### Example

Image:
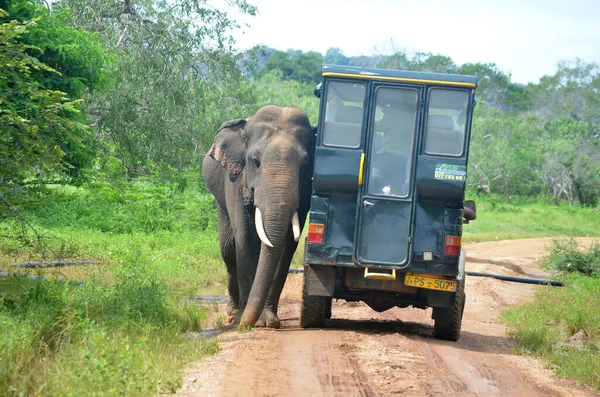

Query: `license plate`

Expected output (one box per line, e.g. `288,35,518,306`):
404,273,457,292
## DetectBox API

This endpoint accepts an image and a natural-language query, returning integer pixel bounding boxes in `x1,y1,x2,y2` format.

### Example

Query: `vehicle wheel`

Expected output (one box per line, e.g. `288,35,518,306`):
300,266,331,328
433,278,466,341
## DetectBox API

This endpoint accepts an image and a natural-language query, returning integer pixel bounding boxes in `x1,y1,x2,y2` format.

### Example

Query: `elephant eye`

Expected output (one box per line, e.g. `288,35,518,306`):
252,156,261,168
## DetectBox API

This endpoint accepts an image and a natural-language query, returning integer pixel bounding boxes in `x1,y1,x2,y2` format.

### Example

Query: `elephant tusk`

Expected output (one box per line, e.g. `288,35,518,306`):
292,212,301,242
255,207,274,248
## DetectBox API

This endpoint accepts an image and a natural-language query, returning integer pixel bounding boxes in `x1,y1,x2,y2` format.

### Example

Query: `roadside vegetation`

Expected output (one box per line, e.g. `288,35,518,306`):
0,177,223,395
1,0,600,394
502,239,600,391
0,270,218,395
461,195,600,242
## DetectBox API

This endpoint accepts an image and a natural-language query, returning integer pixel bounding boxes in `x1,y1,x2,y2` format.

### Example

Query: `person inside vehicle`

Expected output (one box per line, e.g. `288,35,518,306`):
370,98,415,196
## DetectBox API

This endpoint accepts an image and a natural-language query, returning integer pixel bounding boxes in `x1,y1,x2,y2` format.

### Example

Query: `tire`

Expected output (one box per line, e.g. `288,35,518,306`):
299,266,332,328
433,278,466,341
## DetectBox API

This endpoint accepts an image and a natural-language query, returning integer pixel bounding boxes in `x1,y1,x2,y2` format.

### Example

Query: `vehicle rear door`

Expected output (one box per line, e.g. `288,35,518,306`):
354,85,422,267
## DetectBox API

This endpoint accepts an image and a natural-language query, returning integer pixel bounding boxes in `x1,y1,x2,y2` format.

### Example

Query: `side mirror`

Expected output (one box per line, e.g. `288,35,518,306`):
313,82,322,98
463,200,476,223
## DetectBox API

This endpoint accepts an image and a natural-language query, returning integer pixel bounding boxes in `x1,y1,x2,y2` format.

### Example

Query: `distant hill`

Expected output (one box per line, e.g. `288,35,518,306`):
249,46,383,73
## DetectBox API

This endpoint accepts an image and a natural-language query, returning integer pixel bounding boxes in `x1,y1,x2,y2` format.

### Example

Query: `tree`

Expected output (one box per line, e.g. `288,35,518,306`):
377,52,410,70
55,0,259,175
324,47,349,66
459,62,532,111
258,50,323,85
540,117,600,205
250,46,277,74
2,0,109,99
290,51,323,84
0,1,109,187
530,59,600,126
411,52,458,74
259,51,294,80
378,51,457,73
349,54,380,68
253,70,319,124
0,12,86,189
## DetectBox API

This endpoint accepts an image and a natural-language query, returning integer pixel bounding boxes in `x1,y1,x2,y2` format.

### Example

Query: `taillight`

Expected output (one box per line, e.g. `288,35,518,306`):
444,235,461,256
307,223,325,244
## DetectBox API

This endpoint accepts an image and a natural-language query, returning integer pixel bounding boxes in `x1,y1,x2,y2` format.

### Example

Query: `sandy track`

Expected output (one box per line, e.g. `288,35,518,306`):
178,238,599,397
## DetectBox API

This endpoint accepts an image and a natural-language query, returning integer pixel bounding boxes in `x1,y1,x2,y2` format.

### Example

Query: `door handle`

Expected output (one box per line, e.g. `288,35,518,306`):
363,200,374,207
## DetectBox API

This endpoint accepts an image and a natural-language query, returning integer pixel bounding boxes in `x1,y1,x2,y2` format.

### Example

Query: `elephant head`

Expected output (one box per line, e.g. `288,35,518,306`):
208,105,314,327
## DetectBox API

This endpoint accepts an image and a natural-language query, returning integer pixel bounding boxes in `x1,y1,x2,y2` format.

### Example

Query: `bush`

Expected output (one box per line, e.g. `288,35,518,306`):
0,257,214,395
544,238,600,276
0,3,110,188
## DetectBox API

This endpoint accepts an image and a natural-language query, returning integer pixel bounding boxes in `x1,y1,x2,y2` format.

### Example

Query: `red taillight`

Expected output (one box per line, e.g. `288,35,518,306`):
307,223,325,244
444,235,461,256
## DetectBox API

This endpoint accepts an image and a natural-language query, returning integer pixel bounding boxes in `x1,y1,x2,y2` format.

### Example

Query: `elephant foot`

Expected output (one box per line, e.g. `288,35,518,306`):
229,311,242,325
254,310,281,329
226,299,239,317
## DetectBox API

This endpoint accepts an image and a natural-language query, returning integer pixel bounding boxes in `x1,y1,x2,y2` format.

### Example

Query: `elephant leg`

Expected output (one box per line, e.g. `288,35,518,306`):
233,232,261,324
255,234,299,328
217,205,238,317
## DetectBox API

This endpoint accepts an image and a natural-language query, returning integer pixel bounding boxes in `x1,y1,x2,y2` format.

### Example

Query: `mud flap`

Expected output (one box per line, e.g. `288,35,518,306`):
427,289,454,308
306,265,335,297
457,249,466,281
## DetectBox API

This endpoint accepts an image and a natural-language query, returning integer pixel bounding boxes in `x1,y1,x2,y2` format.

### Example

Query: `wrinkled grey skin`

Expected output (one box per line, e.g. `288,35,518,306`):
202,105,315,328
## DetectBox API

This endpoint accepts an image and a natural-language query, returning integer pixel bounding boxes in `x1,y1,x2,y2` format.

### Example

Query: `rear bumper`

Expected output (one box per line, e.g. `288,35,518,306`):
305,264,459,311
305,250,459,277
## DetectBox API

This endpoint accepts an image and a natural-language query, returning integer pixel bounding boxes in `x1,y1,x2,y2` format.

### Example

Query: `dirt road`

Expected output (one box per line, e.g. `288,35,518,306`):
178,238,598,396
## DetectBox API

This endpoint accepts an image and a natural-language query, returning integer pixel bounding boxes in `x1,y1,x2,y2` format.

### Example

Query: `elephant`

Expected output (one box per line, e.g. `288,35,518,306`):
202,105,315,329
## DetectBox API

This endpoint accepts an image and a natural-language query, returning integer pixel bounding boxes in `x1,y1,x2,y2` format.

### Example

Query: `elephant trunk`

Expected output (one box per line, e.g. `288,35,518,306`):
240,206,293,328
240,166,300,328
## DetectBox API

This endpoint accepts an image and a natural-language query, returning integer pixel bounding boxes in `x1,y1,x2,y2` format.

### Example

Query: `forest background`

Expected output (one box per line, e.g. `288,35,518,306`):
2,0,599,202
1,0,599,395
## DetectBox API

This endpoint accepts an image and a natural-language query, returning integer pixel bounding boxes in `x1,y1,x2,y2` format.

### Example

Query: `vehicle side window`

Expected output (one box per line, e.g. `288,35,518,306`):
424,89,469,156
322,81,366,148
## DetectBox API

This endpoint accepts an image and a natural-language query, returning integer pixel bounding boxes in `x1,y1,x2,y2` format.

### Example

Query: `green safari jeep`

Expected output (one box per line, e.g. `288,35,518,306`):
300,65,478,341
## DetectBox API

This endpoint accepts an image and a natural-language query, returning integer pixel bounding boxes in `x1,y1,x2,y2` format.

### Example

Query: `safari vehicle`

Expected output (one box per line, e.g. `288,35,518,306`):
300,65,478,341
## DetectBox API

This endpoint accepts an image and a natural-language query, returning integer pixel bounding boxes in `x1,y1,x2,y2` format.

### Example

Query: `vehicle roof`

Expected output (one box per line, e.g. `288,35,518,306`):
322,64,478,88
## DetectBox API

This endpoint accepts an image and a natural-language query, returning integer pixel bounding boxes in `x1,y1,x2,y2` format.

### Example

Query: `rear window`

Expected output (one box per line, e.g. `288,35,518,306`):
424,89,469,156
322,81,366,148
367,87,419,198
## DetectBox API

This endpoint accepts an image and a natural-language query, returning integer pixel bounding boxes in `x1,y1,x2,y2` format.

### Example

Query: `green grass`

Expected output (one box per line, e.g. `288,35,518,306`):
1,180,599,395
502,240,600,391
0,177,224,395
462,194,600,242
0,177,225,294
0,269,218,395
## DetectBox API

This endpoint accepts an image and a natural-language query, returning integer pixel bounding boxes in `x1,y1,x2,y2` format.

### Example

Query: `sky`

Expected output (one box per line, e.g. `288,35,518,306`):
228,0,600,84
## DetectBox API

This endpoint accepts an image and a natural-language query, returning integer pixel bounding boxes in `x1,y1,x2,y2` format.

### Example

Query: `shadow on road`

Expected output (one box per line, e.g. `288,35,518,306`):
276,317,513,355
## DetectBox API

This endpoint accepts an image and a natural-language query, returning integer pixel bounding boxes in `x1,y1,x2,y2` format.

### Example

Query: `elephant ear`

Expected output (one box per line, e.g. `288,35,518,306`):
208,118,247,182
